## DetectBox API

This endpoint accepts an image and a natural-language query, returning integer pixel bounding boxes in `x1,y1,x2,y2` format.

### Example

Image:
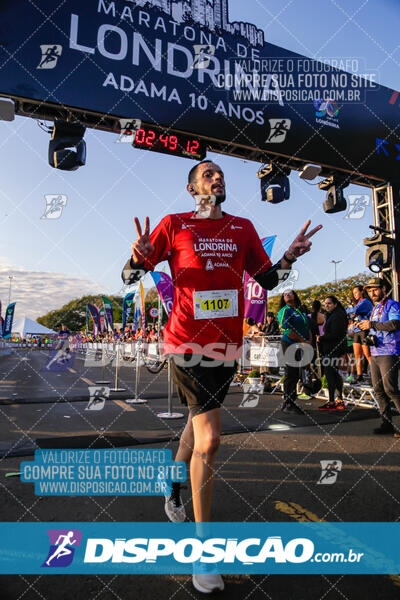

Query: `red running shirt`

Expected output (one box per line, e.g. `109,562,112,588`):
143,212,272,358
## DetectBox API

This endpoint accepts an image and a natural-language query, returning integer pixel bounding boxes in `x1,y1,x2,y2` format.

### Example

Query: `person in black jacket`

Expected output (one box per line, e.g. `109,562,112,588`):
264,312,281,337
317,296,348,410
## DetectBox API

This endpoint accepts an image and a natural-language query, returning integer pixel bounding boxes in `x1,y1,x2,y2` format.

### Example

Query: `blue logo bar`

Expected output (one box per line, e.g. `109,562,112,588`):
0,523,399,574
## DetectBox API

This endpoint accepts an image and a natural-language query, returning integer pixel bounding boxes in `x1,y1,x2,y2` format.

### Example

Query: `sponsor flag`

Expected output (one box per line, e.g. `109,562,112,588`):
132,307,141,331
150,271,174,317
99,308,106,333
2,302,16,338
261,235,276,257
139,281,146,336
122,292,136,329
87,304,101,335
244,236,276,324
102,296,114,332
85,305,90,334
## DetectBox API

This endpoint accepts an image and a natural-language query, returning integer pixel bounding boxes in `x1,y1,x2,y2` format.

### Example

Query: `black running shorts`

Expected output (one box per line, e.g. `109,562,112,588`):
353,331,368,345
170,355,237,416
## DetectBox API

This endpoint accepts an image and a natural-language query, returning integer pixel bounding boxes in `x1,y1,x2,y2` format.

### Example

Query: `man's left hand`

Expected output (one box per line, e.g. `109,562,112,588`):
358,320,370,330
285,220,323,261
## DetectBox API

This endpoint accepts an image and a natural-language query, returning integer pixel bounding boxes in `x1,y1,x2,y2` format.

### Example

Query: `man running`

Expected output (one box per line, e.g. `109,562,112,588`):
121,160,321,593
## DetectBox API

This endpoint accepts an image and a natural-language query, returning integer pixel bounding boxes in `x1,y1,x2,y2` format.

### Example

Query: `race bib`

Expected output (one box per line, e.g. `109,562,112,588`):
193,289,238,320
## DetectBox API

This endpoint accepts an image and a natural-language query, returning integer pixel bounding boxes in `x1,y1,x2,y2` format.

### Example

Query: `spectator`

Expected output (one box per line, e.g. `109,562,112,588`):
245,317,262,337
278,290,312,414
264,312,280,336
317,296,348,411
359,278,400,435
309,300,325,336
58,324,70,339
348,285,373,383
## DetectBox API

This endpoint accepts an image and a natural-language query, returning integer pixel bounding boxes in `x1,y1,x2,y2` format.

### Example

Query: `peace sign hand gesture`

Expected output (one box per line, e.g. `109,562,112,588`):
131,217,155,264
285,220,322,261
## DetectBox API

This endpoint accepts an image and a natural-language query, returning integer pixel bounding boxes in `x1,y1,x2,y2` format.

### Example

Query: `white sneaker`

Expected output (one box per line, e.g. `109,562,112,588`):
192,572,225,593
158,472,186,522
164,493,186,523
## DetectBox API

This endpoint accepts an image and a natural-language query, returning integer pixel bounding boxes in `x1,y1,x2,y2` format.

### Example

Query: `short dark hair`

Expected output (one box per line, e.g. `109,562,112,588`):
188,160,214,184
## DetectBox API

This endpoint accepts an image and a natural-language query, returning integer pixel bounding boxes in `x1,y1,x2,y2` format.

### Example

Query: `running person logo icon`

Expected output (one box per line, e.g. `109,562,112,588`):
267,119,291,143
344,194,370,219
116,118,142,143
42,529,82,567
86,386,110,411
37,44,62,69
41,194,67,219
317,460,342,484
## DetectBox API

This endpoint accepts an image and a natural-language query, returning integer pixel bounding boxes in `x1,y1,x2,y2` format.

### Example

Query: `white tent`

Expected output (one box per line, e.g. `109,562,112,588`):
12,316,56,337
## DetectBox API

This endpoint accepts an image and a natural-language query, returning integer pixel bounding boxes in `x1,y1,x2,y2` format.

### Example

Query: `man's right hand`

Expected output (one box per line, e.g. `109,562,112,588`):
132,217,154,264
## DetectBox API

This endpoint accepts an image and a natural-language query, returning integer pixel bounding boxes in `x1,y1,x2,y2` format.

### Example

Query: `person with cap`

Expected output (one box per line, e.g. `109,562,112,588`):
358,278,400,435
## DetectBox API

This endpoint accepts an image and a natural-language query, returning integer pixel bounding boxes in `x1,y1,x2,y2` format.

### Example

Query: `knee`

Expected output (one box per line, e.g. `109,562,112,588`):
195,432,221,457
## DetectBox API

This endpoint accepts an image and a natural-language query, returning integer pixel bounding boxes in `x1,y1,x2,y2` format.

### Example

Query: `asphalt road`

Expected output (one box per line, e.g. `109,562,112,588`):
0,348,399,599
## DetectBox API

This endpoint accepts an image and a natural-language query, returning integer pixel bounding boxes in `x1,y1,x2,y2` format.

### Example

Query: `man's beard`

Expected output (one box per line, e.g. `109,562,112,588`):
214,192,226,205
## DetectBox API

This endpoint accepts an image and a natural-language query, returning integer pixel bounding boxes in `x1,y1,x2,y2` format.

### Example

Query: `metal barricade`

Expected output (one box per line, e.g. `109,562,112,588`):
240,335,282,372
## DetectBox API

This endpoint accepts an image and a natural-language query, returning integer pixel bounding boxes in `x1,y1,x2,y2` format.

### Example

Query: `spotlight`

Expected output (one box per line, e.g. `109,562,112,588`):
363,231,394,273
258,163,290,204
48,120,86,171
318,176,348,213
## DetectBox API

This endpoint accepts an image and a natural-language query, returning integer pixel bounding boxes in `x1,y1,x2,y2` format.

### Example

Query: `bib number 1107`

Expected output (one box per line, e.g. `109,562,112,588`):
193,290,238,320
201,298,230,311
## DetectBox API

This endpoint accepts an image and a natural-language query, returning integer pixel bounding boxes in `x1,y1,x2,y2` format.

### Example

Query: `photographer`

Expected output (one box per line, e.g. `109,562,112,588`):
358,278,400,435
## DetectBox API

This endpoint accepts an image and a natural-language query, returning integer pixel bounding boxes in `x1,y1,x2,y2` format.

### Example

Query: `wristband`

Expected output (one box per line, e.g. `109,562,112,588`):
283,252,297,264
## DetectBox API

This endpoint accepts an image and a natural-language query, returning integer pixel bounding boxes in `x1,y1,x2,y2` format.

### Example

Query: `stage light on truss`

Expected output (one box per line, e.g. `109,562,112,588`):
318,175,348,214
363,232,394,273
257,163,291,204
48,120,86,171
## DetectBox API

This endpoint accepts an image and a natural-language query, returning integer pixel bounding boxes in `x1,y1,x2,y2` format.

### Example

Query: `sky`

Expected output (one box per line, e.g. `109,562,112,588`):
0,0,399,319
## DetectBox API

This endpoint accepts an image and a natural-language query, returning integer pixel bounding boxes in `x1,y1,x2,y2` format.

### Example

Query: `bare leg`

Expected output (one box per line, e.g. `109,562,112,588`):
190,408,221,523
353,342,363,376
174,413,194,465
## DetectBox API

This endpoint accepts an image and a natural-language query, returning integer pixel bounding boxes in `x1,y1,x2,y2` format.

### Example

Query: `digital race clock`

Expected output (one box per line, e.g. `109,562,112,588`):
132,125,207,160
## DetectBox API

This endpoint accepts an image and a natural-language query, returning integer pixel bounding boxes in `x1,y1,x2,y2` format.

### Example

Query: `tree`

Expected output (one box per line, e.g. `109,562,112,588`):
37,295,124,333
37,287,169,333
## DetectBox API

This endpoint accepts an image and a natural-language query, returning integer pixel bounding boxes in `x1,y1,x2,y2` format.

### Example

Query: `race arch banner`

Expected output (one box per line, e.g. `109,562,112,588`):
0,1,398,180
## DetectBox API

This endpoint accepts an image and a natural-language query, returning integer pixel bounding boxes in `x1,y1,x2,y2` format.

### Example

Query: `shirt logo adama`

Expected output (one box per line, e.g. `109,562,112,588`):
205,259,214,271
